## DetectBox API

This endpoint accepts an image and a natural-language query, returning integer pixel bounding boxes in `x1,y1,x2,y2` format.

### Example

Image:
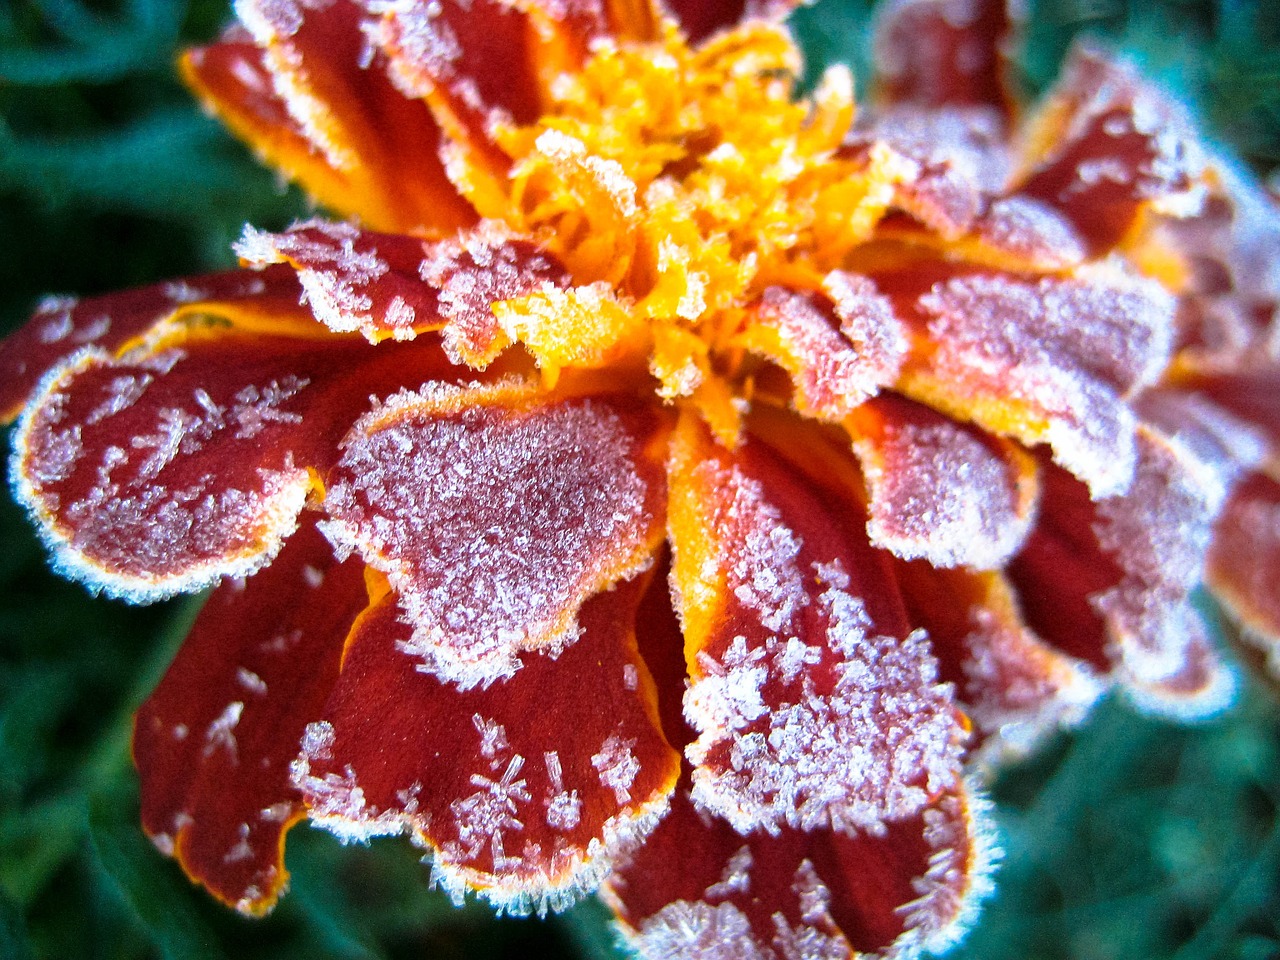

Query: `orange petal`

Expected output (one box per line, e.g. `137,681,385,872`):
1008,427,1235,717
133,518,368,915
1014,44,1206,256
666,414,968,837
292,575,679,916
871,0,1016,115
738,275,905,422
192,1,474,233
0,267,303,422
1207,472,1280,675
12,330,465,601
847,394,1039,570
605,775,996,959
892,561,1102,767
236,219,569,364
890,264,1175,498
319,382,669,687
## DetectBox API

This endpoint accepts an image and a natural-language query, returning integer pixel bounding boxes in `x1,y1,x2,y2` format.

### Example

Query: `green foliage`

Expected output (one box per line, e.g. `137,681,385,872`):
0,1,1277,958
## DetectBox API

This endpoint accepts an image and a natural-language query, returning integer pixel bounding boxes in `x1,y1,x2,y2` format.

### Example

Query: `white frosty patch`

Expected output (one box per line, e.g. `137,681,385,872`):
12,348,311,604
681,463,963,837
632,900,769,960
917,269,1175,498
858,417,1033,570
320,384,653,687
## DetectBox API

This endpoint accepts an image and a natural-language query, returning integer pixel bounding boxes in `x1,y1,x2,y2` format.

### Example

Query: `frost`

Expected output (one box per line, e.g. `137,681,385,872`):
892,785,1001,960
447,756,531,862
704,846,752,899
771,862,848,960
859,416,1032,569
234,0,355,170
203,701,244,762
543,750,584,831
632,900,769,960
472,714,510,766
682,461,962,837
918,270,1175,497
237,221,392,334
591,733,639,805
752,285,898,419
237,667,269,696
977,196,1086,267
321,387,654,687
420,226,566,367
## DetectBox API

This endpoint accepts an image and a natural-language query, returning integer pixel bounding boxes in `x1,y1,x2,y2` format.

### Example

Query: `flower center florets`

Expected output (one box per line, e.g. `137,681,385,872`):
482,22,914,438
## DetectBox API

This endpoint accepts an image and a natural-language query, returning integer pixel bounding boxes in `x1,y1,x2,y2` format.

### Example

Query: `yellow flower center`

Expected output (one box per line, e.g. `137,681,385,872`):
479,23,915,439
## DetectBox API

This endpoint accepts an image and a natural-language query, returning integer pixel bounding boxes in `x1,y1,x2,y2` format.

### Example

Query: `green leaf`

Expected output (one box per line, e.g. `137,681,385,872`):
88,789,228,960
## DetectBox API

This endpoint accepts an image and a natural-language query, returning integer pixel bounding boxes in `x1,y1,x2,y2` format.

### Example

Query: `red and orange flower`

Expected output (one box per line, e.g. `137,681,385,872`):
5,0,1280,955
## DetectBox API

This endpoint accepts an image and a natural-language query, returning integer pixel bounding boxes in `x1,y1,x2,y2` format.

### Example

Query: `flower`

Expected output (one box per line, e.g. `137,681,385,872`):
2,0,1279,956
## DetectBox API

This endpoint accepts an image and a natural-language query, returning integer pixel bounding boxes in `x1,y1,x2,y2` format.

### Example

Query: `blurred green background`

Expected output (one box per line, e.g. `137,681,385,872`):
1,0,1278,957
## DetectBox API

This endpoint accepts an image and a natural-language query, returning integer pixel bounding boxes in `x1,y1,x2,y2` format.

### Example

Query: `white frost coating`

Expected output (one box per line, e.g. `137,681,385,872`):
236,220,394,338
962,610,1103,770
683,459,962,838
591,733,640,805
704,846,753,900
11,349,311,604
529,129,639,218
770,861,850,960
446,756,531,862
918,269,1176,498
203,701,245,761
290,721,410,843
890,780,1001,960
632,900,770,960
544,751,583,831
472,714,511,767
823,271,907,389
753,285,897,420
1090,427,1234,716
419,224,563,366
233,0,356,172
237,667,269,696
319,384,653,688
859,418,1033,570
977,196,1086,268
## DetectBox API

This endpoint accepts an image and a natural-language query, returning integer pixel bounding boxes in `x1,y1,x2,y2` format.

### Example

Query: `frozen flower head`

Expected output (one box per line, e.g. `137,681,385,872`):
4,0,1279,955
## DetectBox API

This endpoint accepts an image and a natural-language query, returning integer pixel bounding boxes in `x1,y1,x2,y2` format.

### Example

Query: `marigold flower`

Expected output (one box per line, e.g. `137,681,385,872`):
4,0,1279,956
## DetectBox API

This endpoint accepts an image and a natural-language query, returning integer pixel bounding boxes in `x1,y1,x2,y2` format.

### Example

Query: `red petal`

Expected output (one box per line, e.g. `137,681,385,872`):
738,275,905,421
848,394,1039,569
212,0,474,233
871,0,1015,115
13,331,464,601
1207,472,1280,674
849,107,1010,238
890,264,1175,497
292,575,679,915
1008,427,1235,716
667,415,967,837
238,220,569,365
1014,45,1205,256
320,383,668,687
893,562,1102,767
606,777,996,958
133,518,367,914
1173,364,1280,462
0,267,302,422
659,0,797,44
